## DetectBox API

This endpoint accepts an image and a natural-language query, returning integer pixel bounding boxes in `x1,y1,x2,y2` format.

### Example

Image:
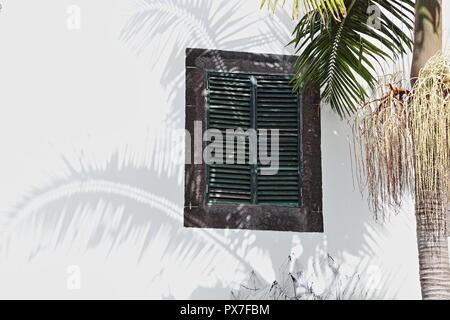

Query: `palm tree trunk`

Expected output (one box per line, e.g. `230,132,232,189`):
410,0,450,300
411,0,442,81
416,192,450,299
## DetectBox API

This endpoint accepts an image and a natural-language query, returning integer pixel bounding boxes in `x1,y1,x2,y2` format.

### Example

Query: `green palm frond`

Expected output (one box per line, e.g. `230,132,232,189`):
290,0,414,117
261,0,347,21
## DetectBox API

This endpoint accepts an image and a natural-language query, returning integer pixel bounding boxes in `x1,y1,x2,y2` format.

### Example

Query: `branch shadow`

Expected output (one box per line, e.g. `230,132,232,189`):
0,0,402,299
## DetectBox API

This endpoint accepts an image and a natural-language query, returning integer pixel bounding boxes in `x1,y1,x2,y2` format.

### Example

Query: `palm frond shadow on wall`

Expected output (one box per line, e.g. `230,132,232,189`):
0,0,386,299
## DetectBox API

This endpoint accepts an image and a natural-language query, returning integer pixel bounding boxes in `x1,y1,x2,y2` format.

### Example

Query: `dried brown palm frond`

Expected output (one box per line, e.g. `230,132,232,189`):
354,73,414,219
354,53,450,226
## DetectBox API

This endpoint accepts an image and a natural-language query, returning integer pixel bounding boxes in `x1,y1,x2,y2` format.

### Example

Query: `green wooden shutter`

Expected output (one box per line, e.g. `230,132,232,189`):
255,75,301,207
206,72,252,204
205,72,301,207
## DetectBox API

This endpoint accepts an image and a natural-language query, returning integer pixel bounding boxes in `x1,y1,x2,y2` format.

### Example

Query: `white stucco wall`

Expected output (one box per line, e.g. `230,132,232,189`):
0,0,448,299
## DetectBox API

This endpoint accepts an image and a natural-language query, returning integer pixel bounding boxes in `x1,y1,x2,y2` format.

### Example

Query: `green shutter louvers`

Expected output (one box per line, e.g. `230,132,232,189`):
206,71,302,207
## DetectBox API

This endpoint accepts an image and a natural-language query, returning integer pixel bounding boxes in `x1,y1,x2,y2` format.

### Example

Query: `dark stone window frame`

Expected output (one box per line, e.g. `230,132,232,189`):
184,48,323,233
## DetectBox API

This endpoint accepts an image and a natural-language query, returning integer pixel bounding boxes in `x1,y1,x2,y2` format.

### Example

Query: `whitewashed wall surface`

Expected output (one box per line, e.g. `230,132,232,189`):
1,0,450,300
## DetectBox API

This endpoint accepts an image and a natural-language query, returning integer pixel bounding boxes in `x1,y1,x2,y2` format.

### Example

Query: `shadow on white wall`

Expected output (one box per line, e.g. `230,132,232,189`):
0,0,417,299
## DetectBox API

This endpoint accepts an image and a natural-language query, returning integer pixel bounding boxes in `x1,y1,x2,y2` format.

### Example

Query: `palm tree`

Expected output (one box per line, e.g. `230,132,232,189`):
408,0,449,300
262,0,449,299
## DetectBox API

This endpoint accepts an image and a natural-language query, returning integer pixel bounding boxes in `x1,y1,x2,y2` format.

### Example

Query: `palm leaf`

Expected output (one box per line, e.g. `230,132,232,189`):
260,0,347,21
290,0,414,117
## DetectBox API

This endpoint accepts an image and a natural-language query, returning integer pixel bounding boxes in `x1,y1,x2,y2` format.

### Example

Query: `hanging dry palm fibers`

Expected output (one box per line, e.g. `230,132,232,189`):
354,74,414,219
408,53,450,235
354,53,450,226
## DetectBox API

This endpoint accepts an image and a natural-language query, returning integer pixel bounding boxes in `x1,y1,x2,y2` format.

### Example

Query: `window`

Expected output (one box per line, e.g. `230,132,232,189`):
185,48,323,232
206,71,301,207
